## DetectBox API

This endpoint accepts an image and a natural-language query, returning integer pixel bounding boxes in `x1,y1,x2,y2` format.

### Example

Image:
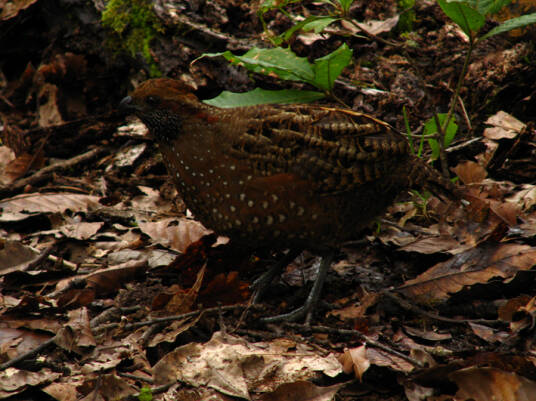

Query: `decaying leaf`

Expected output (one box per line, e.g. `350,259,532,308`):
153,331,342,398
397,243,536,302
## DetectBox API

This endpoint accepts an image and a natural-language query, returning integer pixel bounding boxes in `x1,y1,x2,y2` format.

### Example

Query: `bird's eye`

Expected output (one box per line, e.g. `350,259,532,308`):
146,95,160,106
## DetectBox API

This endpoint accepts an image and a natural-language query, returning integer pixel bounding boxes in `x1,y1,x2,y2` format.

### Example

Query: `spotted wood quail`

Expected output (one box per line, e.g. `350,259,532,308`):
120,78,457,322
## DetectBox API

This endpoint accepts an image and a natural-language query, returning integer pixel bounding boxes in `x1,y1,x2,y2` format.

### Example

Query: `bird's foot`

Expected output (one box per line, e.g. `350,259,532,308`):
260,252,334,325
251,249,302,304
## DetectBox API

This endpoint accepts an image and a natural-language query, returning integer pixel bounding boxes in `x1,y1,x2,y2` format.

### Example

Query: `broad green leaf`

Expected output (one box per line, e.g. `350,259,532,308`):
445,0,511,15
337,0,354,13
437,0,486,36
302,17,338,33
202,48,315,84
424,113,458,160
443,118,458,147
282,16,337,41
427,138,440,160
203,88,325,108
312,43,353,91
480,12,536,39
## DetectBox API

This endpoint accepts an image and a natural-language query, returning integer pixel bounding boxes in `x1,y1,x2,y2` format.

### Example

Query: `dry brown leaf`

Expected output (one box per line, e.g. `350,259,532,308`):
404,326,451,342
0,240,39,276
53,260,146,307
153,331,342,397
59,221,103,240
397,243,536,302
148,315,201,347
86,262,146,293
484,110,526,140
81,374,137,401
366,347,415,373
488,199,519,227
475,137,500,167
259,381,343,401
338,345,370,381
468,322,510,343
449,367,536,401
0,193,100,222
328,291,379,321
54,308,95,354
507,184,536,211
0,146,18,185
351,16,399,35
399,235,467,255
162,263,206,314
507,295,536,333
0,327,51,361
200,270,250,306
56,288,95,309
138,217,213,253
113,144,147,168
42,382,78,401
497,295,533,322
1,317,62,334
0,0,39,20
0,368,61,398
452,161,487,185
37,83,63,127
404,383,434,401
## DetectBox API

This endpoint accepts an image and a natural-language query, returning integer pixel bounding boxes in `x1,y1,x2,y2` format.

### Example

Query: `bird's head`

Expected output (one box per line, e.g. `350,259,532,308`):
120,78,204,142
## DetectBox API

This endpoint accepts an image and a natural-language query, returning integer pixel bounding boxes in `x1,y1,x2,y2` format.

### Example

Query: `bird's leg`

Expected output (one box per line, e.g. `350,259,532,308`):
251,249,302,303
261,252,335,324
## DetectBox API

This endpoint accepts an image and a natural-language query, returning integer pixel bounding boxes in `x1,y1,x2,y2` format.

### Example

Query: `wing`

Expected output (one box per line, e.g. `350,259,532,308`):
223,104,411,194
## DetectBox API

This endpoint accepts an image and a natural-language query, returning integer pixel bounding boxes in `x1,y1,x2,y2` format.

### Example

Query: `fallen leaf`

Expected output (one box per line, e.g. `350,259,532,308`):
397,243,536,302
450,367,536,401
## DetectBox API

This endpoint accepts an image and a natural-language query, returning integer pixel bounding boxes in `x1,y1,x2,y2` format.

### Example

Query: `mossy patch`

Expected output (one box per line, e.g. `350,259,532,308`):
101,0,164,77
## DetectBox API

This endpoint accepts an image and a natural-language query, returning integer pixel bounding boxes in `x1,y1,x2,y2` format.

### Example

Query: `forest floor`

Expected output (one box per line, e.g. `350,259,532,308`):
1,0,536,400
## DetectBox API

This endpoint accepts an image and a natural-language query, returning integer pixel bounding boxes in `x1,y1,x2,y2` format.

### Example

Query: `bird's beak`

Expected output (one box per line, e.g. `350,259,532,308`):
119,96,135,114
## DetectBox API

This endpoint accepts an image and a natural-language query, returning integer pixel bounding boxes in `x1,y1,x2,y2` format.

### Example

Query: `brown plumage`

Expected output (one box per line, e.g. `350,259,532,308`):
120,78,457,322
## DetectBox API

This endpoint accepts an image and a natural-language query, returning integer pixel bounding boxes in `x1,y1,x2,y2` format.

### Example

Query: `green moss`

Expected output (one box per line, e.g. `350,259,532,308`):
101,0,163,77
397,0,416,33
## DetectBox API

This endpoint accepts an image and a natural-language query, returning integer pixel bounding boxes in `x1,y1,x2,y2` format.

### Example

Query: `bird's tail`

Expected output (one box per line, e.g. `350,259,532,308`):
406,157,461,202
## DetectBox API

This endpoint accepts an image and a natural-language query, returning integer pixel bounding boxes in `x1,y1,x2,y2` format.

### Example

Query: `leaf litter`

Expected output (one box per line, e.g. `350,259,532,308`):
1,1,536,400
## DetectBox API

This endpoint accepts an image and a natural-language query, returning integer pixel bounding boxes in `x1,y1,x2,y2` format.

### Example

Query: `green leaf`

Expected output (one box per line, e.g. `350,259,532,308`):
427,138,440,160
337,0,354,13
201,47,315,84
445,0,512,15
480,12,536,39
443,119,458,147
138,387,153,401
423,113,458,160
312,43,353,91
203,88,326,107
437,0,486,36
302,17,338,33
281,16,337,41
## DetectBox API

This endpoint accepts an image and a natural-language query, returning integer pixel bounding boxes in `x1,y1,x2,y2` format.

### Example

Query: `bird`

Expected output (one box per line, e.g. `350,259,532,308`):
120,78,458,323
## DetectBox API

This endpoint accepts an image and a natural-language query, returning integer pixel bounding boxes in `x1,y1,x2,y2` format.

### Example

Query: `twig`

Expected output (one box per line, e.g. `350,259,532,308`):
118,372,154,384
90,306,141,327
384,291,502,326
0,147,108,197
92,303,265,333
457,95,472,132
28,245,78,272
284,322,425,368
0,336,56,371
